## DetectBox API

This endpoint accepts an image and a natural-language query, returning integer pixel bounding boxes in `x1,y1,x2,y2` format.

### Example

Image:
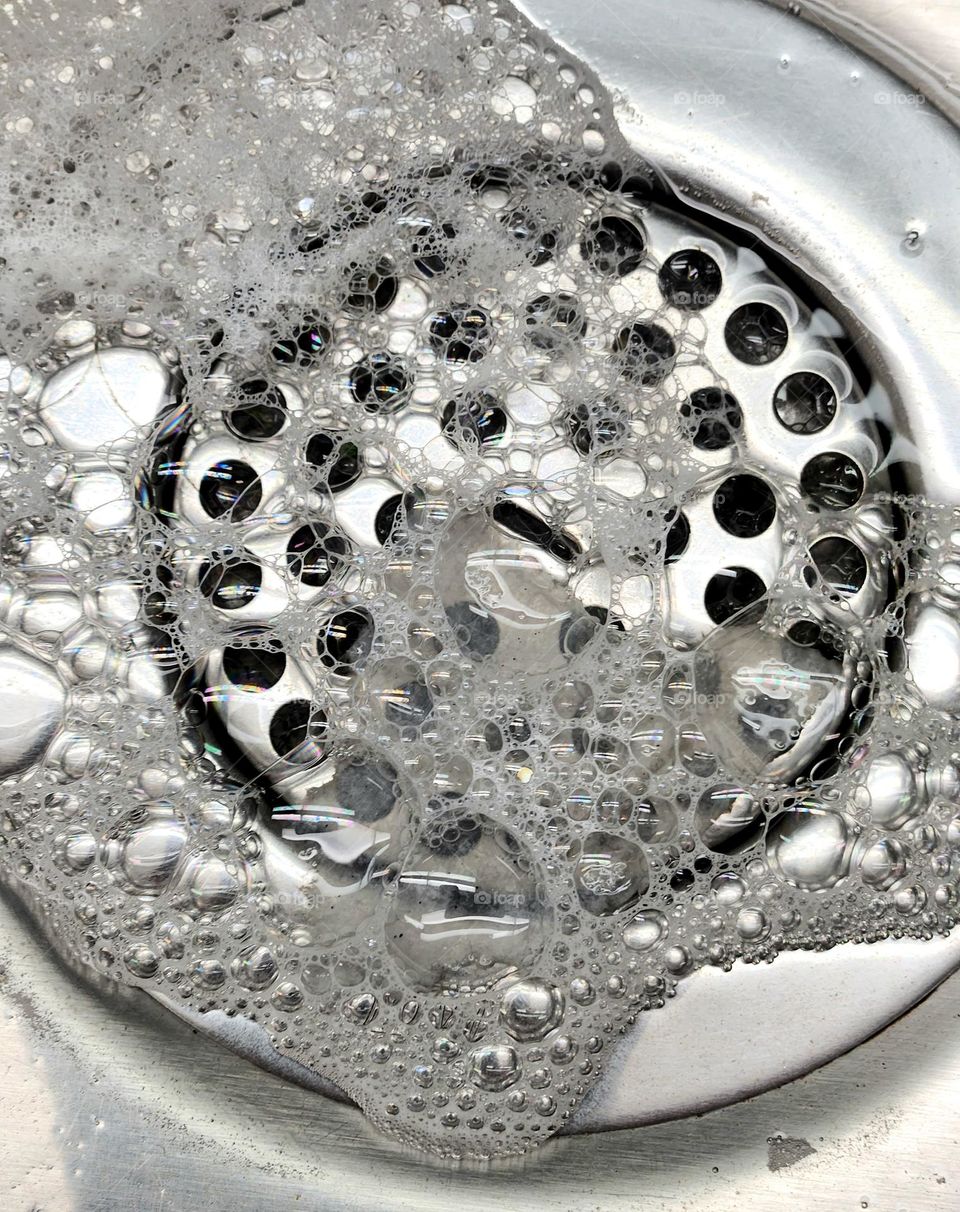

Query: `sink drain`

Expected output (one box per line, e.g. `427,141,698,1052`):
1,0,959,1161
139,182,893,962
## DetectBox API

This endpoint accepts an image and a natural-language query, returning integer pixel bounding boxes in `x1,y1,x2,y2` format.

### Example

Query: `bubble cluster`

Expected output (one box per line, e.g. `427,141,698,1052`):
2,0,960,1160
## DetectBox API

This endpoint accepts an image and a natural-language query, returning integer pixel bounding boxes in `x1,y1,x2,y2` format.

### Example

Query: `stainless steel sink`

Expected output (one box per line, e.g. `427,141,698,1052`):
2,0,960,1205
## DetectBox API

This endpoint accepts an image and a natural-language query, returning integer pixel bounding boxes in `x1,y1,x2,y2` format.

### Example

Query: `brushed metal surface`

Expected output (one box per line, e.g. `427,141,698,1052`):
786,0,960,120
160,927,960,1136
3,883,960,1209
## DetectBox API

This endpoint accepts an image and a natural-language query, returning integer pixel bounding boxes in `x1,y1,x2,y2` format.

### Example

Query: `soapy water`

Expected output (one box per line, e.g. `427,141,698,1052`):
1,0,960,1158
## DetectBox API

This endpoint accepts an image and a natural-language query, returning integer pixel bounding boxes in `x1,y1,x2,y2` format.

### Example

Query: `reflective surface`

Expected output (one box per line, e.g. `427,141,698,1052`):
3,884,960,1209
3,0,960,1197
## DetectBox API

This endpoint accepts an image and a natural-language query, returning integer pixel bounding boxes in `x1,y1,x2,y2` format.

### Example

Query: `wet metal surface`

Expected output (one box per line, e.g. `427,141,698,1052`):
2,884,960,1209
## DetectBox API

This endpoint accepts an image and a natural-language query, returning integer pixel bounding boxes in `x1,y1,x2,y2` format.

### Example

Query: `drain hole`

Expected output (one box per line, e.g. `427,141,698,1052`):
773,371,837,434
143,591,176,627
580,215,645,277
317,608,375,674
712,474,776,537
199,460,263,521
269,699,329,763
344,256,398,313
349,351,411,412
658,249,722,310
724,302,789,365
199,555,262,610
629,505,691,567
786,619,845,662
226,379,287,440
375,493,408,546
800,452,865,510
286,522,349,586
305,433,362,492
441,390,507,449
271,317,332,367
680,387,742,451
429,305,494,362
665,509,691,562
703,566,766,624
492,498,581,562
223,634,287,690
566,398,628,455
613,321,676,385
806,536,868,595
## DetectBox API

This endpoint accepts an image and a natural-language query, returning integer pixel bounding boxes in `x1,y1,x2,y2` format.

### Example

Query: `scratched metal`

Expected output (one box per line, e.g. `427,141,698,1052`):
3,881,960,1210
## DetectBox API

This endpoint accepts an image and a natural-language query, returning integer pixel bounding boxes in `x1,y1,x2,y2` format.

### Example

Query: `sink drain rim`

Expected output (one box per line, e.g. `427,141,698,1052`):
500,0,960,1132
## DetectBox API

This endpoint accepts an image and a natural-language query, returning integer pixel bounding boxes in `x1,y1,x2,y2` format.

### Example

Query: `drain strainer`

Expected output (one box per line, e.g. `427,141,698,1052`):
1,0,959,1160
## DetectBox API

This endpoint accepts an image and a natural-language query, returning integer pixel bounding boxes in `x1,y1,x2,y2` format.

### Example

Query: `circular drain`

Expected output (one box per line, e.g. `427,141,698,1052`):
1,0,959,1162
144,192,889,949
